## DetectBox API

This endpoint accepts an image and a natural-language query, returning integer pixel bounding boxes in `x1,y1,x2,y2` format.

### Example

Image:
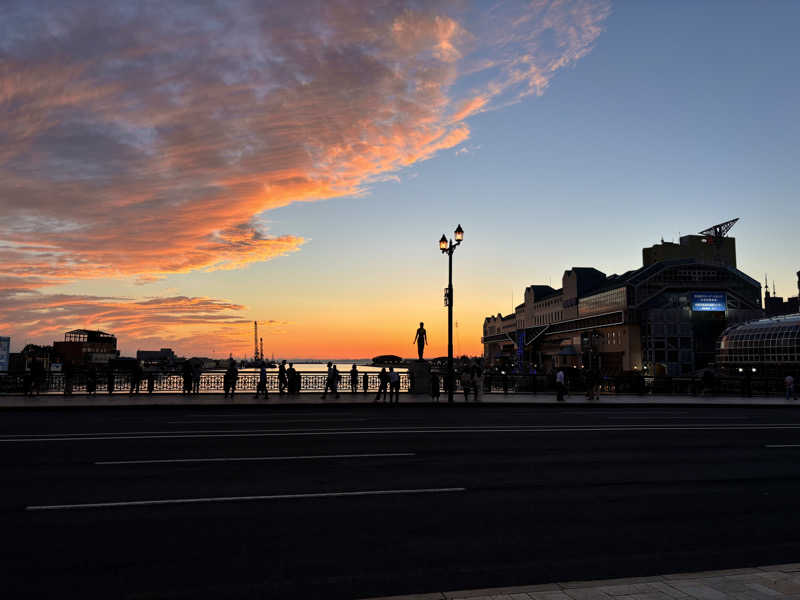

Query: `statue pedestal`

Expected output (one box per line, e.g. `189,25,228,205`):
408,360,431,395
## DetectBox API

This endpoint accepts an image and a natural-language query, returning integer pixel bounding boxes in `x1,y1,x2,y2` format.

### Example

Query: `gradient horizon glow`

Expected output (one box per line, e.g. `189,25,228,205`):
1,1,799,359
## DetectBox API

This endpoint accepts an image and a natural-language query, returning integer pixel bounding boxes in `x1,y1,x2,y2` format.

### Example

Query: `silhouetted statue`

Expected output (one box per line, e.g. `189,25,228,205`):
413,322,428,361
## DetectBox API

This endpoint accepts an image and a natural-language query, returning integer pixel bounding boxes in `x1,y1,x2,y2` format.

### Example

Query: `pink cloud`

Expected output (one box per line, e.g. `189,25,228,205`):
0,1,610,353
0,288,265,355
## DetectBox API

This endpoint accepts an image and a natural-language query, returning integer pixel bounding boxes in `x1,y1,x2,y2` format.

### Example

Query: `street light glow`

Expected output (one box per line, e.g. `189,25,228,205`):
454,224,464,242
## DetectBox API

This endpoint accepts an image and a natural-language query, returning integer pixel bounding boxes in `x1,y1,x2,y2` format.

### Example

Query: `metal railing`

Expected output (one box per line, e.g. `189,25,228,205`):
0,371,412,395
0,371,793,398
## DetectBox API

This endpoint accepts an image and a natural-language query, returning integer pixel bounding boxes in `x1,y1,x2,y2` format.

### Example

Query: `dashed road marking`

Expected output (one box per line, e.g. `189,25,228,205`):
95,452,416,465
26,487,465,510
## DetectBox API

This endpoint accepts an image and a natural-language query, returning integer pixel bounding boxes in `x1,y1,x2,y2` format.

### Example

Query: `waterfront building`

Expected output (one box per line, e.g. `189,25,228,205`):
136,348,176,365
482,221,763,376
53,329,119,365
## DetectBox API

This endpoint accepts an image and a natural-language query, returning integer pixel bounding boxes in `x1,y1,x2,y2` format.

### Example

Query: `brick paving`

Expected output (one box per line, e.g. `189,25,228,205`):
365,565,800,600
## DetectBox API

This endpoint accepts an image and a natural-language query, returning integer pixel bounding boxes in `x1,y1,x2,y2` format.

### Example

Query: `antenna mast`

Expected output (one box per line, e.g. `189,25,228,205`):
260,337,264,362
253,321,259,361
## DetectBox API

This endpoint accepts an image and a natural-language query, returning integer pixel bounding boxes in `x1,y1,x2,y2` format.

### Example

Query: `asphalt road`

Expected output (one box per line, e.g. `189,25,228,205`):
5,403,800,599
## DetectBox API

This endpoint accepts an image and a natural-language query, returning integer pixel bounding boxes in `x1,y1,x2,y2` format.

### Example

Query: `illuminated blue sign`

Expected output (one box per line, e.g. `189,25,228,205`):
691,292,726,312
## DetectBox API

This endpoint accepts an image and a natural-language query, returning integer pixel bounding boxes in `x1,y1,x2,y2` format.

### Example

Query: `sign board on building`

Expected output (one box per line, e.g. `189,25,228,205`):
0,336,9,372
516,330,525,370
691,292,727,312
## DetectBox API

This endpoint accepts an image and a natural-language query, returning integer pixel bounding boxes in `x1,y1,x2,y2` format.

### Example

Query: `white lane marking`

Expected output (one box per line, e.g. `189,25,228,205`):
610,416,749,420
95,452,416,465
765,444,800,448
167,418,369,424
26,487,465,511
6,424,800,442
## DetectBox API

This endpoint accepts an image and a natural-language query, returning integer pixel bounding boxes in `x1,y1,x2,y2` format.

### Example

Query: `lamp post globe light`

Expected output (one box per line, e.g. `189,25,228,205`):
440,224,464,403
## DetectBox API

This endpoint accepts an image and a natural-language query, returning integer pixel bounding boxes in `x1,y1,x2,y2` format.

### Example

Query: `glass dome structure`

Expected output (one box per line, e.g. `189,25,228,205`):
717,313,800,371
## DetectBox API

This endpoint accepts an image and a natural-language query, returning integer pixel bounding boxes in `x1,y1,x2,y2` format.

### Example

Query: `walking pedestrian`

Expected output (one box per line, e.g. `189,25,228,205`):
146,368,155,395
286,362,297,395
350,364,359,394
471,362,483,402
786,373,797,401
389,366,400,402
86,365,97,396
31,359,44,396
182,361,192,395
278,360,288,395
375,367,388,402
129,362,143,395
431,372,440,402
106,367,115,395
556,368,566,402
584,368,595,401
362,371,369,394
321,361,333,399
321,362,340,399
460,369,471,402
63,361,73,396
255,361,269,399
223,358,238,399
191,361,202,395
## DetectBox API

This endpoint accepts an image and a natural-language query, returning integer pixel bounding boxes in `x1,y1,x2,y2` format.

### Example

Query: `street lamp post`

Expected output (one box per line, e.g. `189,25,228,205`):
440,224,464,403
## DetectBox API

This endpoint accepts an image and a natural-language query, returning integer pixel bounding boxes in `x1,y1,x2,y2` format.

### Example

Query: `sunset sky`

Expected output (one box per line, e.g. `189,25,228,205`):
1,0,799,359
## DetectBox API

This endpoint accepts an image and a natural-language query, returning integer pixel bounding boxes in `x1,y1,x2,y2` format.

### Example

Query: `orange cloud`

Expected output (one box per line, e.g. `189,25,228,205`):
0,288,264,356
452,95,489,122
0,0,610,355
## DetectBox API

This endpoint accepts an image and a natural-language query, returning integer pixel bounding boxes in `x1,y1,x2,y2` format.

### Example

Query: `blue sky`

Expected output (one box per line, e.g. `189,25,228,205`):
2,0,798,357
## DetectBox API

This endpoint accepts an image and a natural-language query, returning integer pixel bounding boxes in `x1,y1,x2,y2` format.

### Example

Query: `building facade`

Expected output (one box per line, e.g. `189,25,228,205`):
53,329,119,365
483,232,763,376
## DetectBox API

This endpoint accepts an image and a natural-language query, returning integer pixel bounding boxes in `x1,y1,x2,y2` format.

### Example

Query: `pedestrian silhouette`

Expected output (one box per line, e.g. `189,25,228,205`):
86,365,97,396
223,358,238,399
389,366,400,403
191,360,202,395
322,363,340,399
106,367,115,395
362,371,369,394
278,360,288,395
350,364,358,394
431,372,440,401
375,367,388,402
255,361,269,399
182,361,192,395
129,362,143,395
286,362,297,395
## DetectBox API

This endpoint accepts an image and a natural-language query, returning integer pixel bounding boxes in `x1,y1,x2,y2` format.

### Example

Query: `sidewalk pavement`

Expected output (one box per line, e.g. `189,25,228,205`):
0,391,798,408
365,564,800,600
